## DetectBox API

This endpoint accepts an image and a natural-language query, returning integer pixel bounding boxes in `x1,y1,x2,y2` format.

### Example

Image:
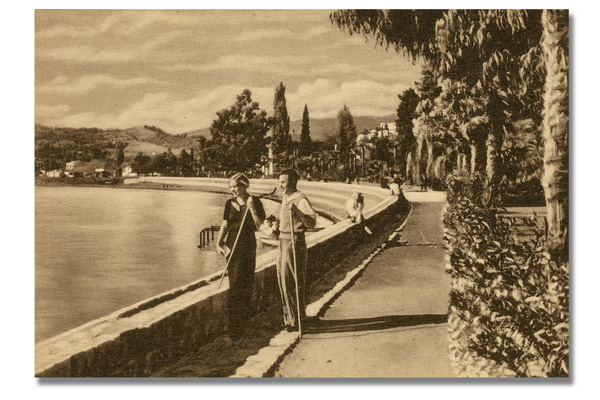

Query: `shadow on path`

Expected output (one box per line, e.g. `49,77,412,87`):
305,314,448,335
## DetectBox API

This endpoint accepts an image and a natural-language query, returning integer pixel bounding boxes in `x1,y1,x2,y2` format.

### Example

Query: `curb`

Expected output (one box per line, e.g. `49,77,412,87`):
230,203,414,378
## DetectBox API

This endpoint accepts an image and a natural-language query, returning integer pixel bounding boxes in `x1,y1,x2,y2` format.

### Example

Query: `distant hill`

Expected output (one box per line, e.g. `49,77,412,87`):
34,124,204,163
183,113,398,142
35,112,397,163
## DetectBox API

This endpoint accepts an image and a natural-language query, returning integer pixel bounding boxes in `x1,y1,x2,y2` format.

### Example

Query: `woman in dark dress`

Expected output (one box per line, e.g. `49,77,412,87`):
216,173,265,340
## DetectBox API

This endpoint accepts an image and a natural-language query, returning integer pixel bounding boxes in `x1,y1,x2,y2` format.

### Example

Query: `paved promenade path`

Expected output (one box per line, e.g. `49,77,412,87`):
274,190,456,378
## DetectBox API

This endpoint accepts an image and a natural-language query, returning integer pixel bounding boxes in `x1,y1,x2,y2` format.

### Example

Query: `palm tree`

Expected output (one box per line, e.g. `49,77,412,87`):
331,9,540,200
540,10,569,261
332,9,567,257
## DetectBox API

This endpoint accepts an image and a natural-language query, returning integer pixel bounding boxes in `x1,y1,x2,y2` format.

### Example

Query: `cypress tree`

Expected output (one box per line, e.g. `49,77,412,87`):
272,82,291,157
337,104,357,158
300,104,312,156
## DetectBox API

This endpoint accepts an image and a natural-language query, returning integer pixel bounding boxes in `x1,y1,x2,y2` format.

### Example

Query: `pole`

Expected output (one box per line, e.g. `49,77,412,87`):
289,207,302,338
218,205,250,289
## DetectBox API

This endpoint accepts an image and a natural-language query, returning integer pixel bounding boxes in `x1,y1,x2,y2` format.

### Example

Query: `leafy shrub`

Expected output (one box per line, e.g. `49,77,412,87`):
443,172,569,377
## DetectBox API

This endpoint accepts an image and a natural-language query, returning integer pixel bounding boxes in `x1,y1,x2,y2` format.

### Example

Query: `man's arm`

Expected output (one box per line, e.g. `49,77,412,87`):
247,196,265,229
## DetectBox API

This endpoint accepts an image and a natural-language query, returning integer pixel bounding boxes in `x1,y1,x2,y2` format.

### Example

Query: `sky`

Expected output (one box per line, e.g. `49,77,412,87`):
35,9,424,134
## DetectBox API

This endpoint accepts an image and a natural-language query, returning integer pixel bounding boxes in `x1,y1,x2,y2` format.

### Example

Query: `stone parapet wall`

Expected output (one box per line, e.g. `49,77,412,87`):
36,179,403,377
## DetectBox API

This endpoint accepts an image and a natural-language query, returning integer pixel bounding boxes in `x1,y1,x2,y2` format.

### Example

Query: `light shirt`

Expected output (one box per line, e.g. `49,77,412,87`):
279,191,317,233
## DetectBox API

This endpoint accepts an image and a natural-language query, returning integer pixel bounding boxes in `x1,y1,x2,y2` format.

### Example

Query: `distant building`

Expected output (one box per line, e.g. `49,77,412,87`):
46,169,64,178
121,164,138,178
65,161,83,171
94,168,114,178
377,122,398,138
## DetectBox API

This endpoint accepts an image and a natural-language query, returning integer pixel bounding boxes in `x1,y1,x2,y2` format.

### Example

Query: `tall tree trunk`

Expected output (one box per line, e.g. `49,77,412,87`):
460,153,468,173
406,152,413,183
470,144,477,178
541,9,569,261
470,137,487,178
426,136,435,178
485,90,504,203
415,135,425,185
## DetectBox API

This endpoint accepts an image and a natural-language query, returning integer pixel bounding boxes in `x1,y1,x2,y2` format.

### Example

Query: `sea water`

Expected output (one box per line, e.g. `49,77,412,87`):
35,186,280,343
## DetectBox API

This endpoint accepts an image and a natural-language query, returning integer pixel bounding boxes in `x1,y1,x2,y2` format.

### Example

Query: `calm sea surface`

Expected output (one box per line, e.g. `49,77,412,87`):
35,186,280,343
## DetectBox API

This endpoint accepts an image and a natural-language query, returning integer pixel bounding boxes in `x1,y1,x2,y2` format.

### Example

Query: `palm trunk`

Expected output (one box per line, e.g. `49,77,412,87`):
470,137,487,178
415,135,424,185
406,152,413,183
426,136,435,178
541,9,569,261
485,90,504,203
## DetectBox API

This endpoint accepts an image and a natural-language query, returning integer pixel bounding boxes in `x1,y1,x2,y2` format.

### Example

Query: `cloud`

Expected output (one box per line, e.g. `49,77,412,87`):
36,85,274,133
35,104,71,121
166,54,303,76
303,25,336,39
236,28,295,42
36,29,185,63
36,79,409,133
37,74,168,96
286,79,409,120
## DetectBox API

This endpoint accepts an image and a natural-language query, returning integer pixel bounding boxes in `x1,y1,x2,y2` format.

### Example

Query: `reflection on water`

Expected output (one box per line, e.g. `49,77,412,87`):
35,186,276,343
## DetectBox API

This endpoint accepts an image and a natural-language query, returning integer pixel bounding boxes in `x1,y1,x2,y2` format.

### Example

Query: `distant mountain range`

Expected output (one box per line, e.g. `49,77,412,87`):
186,113,398,142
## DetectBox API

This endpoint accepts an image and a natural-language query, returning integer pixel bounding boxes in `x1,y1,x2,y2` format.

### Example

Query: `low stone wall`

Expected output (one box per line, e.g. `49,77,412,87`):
36,179,404,377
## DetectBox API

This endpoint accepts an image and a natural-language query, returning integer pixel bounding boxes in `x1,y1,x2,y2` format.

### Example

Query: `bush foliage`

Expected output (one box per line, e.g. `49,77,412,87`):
443,173,569,377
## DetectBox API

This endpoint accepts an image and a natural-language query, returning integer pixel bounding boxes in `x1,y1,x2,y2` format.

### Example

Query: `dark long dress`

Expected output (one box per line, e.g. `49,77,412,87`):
222,196,265,339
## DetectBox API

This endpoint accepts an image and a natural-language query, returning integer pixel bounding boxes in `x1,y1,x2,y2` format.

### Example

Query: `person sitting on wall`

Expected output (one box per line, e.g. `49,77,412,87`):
345,192,373,234
345,192,365,224
256,215,279,247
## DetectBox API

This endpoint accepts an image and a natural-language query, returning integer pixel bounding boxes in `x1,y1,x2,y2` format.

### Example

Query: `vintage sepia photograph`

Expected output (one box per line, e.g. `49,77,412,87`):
32,8,570,380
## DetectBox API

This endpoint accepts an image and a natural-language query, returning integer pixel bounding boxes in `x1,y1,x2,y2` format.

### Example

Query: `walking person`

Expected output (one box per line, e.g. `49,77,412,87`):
216,173,265,341
276,169,317,332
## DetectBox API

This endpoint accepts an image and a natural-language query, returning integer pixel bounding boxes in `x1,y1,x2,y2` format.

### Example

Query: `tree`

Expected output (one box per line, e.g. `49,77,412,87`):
331,9,542,200
412,68,443,184
299,104,312,156
178,149,194,176
336,104,357,160
116,142,125,167
540,9,569,261
395,87,419,174
204,89,271,175
272,82,292,161
133,152,151,175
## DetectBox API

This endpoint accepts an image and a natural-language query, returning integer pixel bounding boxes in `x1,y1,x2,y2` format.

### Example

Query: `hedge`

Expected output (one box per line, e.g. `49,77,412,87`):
443,173,569,377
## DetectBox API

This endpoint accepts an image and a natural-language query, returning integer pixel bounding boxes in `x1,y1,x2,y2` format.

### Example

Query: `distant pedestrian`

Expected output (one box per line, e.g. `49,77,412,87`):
276,168,317,332
380,174,389,189
216,173,266,341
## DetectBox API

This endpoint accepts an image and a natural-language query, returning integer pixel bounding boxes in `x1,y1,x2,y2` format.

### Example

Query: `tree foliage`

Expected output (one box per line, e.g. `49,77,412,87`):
299,104,312,157
272,82,292,158
336,104,357,159
395,87,419,168
203,89,271,175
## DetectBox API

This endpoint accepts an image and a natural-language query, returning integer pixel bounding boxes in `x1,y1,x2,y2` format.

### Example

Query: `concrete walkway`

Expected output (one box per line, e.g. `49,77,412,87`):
273,191,456,378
